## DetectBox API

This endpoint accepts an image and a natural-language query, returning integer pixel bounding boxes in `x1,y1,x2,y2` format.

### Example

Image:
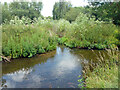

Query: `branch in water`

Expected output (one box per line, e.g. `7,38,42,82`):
0,56,11,62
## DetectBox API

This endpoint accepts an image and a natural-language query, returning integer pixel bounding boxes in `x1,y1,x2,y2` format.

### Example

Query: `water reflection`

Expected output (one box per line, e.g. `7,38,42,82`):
56,47,62,55
1,46,109,88
2,69,32,88
53,47,82,77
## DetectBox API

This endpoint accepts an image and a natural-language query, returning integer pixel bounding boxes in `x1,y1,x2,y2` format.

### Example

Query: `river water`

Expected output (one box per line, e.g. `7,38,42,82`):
1,46,109,88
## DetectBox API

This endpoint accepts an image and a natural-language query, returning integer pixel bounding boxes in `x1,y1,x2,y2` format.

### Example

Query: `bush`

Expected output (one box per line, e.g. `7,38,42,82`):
2,17,58,58
60,13,119,49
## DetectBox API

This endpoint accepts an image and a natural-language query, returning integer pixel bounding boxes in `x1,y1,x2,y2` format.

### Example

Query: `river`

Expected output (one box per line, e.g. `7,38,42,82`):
1,46,109,88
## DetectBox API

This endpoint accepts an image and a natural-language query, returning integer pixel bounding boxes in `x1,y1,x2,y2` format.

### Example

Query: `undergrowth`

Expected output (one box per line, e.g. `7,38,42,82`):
78,48,119,88
2,14,120,59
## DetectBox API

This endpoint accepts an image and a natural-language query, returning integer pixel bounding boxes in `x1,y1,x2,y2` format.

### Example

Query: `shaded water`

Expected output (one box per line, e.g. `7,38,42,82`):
1,46,109,88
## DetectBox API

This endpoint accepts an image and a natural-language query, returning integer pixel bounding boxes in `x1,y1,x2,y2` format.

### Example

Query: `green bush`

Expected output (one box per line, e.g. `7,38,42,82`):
2,17,58,58
60,13,119,49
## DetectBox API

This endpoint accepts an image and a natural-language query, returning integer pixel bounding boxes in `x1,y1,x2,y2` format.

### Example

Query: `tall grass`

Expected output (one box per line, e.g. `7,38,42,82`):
2,14,120,59
57,13,119,49
2,16,58,58
78,48,119,88
0,25,2,61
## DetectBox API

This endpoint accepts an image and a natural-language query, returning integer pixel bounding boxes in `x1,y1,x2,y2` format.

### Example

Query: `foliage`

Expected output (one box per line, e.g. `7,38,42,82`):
2,2,11,23
53,1,72,20
56,19,70,32
87,2,120,25
56,13,119,49
1,2,43,24
2,17,57,58
78,49,118,88
64,7,87,23
86,64,118,88
58,37,68,44
2,13,119,59
78,75,85,88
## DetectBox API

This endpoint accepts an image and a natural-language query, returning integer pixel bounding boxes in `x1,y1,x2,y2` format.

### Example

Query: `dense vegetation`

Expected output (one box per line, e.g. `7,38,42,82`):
1,0,120,88
78,48,118,88
88,2,120,25
2,1,120,25
57,15,119,49
53,1,120,25
2,17,58,58
53,1,72,20
1,2,43,24
2,15,119,59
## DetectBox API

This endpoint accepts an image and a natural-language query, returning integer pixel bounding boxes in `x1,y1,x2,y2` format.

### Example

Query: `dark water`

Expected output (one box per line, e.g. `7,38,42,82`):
1,46,109,88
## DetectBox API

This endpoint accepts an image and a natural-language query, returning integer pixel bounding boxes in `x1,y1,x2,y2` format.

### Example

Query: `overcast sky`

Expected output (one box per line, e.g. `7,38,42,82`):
0,0,88,17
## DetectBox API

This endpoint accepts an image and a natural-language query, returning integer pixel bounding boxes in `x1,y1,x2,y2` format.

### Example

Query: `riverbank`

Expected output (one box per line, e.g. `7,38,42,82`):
1,46,119,88
2,46,83,88
78,48,119,88
2,17,120,60
2,17,58,59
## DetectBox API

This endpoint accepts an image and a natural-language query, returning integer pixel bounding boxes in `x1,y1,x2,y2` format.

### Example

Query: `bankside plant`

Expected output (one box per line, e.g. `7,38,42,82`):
78,48,118,88
2,17,58,59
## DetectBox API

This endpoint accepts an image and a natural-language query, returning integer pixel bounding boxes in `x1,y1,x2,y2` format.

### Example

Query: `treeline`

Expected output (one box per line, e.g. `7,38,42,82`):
1,2,43,24
52,1,120,25
1,1,120,25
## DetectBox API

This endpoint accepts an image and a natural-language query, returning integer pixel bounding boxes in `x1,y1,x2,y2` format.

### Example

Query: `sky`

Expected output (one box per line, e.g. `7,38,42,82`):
0,0,88,17
41,0,88,17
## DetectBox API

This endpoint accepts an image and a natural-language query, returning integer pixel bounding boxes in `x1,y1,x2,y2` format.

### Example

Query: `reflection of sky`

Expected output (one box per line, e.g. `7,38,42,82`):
2,47,82,88
7,69,32,82
2,69,32,88
53,47,82,76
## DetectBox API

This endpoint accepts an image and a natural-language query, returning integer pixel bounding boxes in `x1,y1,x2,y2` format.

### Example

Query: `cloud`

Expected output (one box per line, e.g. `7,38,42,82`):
7,68,32,82
41,0,88,17
0,0,88,17
52,47,82,77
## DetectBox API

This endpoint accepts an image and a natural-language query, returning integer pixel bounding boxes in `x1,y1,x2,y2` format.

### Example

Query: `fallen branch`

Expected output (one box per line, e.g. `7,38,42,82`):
0,56,11,62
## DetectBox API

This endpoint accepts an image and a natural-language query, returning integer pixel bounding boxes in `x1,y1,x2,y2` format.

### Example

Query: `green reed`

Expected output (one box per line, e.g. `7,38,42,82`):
78,48,119,88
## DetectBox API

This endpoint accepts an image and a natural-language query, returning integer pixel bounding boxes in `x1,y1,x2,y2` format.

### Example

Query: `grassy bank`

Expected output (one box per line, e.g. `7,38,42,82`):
85,64,118,88
57,13,119,49
78,49,119,88
2,15,120,59
2,17,58,59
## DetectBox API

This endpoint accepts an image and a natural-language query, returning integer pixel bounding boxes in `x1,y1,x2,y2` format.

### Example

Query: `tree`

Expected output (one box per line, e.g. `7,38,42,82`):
28,2,43,19
53,0,72,20
1,1,43,23
9,2,43,19
2,2,11,23
64,7,87,23
88,2,120,25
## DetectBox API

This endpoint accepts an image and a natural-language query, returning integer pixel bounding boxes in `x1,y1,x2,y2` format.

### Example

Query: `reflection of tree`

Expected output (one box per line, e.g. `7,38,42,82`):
2,50,56,75
1,78,7,88
70,49,111,75
71,49,109,63
1,68,33,88
23,69,32,80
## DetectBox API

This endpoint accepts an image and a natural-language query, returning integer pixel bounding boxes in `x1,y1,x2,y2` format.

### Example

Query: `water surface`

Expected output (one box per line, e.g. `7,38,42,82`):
1,46,108,88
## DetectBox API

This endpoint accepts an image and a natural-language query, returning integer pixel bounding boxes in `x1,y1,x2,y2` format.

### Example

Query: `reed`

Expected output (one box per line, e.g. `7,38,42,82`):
78,48,119,88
